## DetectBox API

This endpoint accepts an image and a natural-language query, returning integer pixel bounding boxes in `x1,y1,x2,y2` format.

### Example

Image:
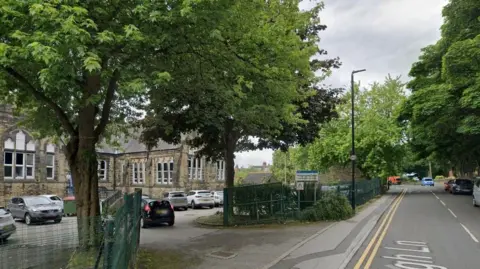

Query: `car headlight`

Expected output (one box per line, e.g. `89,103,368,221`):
30,208,39,212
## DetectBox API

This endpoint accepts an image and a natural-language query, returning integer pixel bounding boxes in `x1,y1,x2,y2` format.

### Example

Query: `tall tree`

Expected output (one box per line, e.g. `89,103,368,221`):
141,0,341,192
0,0,229,247
308,76,408,179
401,0,480,176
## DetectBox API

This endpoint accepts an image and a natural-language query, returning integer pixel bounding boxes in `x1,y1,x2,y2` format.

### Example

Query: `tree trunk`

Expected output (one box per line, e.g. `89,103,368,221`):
223,118,238,222
65,104,101,249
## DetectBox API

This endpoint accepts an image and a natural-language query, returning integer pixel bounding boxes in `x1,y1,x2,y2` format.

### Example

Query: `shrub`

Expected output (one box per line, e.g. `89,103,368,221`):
435,175,445,180
299,191,353,222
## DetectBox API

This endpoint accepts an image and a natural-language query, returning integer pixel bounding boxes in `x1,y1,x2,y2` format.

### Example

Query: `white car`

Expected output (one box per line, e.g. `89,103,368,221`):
0,208,16,241
210,191,224,207
40,194,64,212
187,190,214,209
473,179,480,207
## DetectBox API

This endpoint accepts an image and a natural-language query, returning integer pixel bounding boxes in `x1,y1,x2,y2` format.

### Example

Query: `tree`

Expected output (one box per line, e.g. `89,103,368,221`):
0,0,229,247
307,76,408,179
141,0,341,194
270,146,310,184
401,0,480,176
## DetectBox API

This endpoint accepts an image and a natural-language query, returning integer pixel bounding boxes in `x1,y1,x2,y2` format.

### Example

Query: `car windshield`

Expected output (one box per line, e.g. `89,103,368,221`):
423,178,432,181
170,192,185,197
25,197,52,205
197,191,210,196
456,179,471,185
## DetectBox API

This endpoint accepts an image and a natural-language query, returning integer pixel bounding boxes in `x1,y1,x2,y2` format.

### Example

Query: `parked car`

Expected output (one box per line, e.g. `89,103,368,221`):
163,191,188,211
40,194,64,212
140,198,174,228
187,190,214,209
0,208,16,241
450,179,473,195
210,191,224,207
473,179,480,207
421,177,434,186
444,179,455,191
6,196,63,225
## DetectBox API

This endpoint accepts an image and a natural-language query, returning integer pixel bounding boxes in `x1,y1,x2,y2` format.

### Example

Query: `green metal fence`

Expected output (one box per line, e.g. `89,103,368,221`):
223,179,382,225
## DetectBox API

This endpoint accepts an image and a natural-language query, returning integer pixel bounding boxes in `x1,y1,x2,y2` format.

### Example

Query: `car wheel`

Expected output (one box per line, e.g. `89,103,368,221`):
24,213,32,225
168,220,174,226
54,218,62,223
183,207,188,211
209,205,214,209
474,198,479,207
140,217,148,228
191,201,196,209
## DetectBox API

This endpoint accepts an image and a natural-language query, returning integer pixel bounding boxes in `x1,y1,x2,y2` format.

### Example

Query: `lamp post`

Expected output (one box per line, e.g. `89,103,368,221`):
351,69,366,212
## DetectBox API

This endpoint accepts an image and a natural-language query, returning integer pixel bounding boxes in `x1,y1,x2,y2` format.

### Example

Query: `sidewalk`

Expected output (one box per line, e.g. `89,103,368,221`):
263,193,396,269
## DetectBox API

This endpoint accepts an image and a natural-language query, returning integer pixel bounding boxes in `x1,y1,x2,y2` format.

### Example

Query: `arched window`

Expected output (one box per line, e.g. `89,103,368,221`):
3,131,36,180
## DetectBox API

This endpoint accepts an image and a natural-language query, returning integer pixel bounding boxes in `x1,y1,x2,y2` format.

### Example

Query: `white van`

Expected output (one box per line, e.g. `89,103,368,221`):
473,179,480,207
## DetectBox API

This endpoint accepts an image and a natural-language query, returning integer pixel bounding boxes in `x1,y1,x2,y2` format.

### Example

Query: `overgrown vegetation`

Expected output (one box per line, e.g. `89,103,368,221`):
299,191,353,222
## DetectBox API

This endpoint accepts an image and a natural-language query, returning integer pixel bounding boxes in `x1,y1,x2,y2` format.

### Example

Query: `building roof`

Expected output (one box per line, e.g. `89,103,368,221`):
97,130,181,154
242,172,274,185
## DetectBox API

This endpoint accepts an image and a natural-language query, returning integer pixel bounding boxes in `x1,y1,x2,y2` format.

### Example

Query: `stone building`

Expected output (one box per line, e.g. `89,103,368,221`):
0,106,226,205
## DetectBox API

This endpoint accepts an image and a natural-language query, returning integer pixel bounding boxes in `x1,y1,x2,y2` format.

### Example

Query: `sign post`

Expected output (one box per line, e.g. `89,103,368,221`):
295,170,319,211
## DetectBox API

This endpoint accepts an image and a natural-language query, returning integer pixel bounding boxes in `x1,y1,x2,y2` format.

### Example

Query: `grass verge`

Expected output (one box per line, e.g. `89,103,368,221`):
136,248,200,269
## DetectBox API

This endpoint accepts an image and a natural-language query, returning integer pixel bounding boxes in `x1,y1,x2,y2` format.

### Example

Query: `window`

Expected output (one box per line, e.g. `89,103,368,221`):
46,154,55,179
3,131,37,180
98,160,107,181
132,162,145,184
187,156,203,181
157,161,174,185
216,160,225,181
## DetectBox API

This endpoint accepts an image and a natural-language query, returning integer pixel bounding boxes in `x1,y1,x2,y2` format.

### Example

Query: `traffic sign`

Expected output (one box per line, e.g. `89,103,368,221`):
350,155,357,161
296,170,319,182
296,182,304,191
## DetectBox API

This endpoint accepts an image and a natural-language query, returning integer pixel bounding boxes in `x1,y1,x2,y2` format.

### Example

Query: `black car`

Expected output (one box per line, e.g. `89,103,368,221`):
140,199,175,228
450,179,474,195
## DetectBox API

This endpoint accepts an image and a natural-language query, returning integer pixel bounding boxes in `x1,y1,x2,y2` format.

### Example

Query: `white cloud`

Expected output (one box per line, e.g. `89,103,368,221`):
235,0,447,167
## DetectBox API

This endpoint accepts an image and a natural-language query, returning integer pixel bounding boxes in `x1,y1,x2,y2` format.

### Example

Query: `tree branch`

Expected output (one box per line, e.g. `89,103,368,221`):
3,66,77,136
94,69,120,140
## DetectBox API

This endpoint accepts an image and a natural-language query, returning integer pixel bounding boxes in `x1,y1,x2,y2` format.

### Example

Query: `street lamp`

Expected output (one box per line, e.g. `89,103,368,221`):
351,69,366,212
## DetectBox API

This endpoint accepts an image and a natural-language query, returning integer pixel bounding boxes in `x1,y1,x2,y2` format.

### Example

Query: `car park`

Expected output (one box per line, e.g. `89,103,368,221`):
140,198,175,228
0,208,16,241
163,191,188,211
450,178,473,195
421,177,434,186
6,196,63,225
187,190,214,209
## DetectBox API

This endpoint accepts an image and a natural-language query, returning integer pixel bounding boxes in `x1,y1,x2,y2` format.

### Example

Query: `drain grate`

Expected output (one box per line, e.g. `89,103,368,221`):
207,251,237,260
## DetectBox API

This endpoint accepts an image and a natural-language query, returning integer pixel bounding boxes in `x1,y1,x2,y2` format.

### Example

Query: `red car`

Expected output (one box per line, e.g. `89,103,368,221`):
444,179,454,191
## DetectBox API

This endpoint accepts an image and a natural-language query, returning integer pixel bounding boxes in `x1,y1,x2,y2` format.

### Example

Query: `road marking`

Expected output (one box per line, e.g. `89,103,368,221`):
363,189,407,269
383,241,448,269
353,189,406,269
460,223,479,243
382,254,433,263
447,208,457,218
431,192,439,199
439,200,446,206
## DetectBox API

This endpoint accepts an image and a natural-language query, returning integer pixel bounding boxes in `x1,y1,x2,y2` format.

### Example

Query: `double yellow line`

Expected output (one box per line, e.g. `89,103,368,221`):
353,188,407,269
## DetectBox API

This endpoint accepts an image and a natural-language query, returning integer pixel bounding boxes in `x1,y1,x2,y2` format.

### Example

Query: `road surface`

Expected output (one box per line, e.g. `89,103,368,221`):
0,207,219,269
347,184,480,269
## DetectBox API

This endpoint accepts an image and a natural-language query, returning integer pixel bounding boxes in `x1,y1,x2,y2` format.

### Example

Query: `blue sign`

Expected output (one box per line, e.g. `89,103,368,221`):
295,170,319,182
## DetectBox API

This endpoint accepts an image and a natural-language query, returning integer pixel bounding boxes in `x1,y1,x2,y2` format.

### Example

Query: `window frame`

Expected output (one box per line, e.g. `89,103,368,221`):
46,153,55,180
98,160,107,181
132,162,145,184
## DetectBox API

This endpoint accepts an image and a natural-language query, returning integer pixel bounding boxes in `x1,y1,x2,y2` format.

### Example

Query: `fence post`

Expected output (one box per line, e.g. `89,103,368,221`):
131,188,142,269
223,188,228,226
103,219,115,269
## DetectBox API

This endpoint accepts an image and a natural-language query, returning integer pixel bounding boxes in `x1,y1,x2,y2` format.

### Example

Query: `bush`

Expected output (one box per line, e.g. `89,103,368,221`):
299,191,353,222
435,175,445,180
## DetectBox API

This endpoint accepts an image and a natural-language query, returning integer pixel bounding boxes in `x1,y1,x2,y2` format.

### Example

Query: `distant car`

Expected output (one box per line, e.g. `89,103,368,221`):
210,191,224,207
163,191,188,211
140,198,175,228
0,208,16,241
450,179,473,195
421,177,434,186
187,190,214,209
444,179,455,191
40,194,64,212
7,196,62,225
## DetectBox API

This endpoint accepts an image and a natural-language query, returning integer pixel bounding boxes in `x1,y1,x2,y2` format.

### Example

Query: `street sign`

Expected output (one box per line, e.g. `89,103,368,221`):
295,170,319,182
350,155,357,161
296,182,304,191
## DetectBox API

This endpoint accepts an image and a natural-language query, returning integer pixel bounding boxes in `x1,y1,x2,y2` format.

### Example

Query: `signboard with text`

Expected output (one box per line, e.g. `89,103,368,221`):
295,170,319,182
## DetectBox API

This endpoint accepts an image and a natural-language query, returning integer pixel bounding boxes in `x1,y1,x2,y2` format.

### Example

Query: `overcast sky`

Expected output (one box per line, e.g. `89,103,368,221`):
235,0,447,168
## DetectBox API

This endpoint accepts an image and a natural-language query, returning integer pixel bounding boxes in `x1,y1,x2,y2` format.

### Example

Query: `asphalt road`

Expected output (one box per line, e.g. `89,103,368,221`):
348,184,480,269
0,206,219,269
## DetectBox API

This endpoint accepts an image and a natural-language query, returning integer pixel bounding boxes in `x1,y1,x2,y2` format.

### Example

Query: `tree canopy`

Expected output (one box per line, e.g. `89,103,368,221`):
400,0,480,176
141,0,341,188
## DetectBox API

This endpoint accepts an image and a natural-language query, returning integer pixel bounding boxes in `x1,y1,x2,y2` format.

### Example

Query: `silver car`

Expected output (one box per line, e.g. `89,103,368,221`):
163,191,188,211
0,208,16,241
7,196,63,225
